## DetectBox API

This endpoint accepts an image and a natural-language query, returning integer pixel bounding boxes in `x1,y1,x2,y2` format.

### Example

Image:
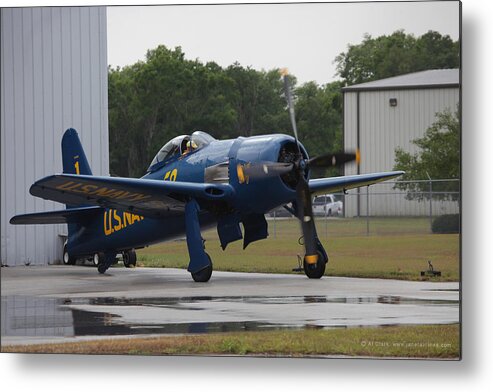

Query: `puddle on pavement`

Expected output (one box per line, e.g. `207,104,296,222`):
82,295,458,306
1,295,458,339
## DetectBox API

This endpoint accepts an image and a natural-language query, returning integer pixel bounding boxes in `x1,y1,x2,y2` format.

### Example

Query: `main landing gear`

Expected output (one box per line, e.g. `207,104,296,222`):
191,253,213,282
122,249,137,268
97,251,117,274
185,198,213,283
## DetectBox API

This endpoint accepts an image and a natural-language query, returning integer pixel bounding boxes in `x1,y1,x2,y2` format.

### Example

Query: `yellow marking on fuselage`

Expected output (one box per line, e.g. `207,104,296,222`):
237,164,246,184
103,209,144,236
164,168,178,182
123,212,133,227
103,211,112,236
113,209,122,231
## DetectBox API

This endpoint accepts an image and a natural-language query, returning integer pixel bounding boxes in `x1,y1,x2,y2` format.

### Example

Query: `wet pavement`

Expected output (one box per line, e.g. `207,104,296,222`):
1,266,460,346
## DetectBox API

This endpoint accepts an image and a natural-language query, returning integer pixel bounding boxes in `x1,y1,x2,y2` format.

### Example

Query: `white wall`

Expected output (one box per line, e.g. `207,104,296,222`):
1,7,109,265
344,87,459,217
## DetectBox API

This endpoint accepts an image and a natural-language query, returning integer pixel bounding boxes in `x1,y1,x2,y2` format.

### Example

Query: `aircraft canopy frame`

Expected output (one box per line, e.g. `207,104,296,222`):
147,131,216,172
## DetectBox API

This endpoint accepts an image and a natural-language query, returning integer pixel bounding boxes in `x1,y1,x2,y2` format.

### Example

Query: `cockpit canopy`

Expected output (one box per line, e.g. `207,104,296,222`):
147,131,216,172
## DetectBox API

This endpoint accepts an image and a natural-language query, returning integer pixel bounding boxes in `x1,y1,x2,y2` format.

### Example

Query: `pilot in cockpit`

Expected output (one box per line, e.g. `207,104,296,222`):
182,139,198,155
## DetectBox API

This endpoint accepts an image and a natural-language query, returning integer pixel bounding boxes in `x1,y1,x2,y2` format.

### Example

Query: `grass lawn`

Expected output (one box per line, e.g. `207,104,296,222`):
138,218,459,281
2,324,460,359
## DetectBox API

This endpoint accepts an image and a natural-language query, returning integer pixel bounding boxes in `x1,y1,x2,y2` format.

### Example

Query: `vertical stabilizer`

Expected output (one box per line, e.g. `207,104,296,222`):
61,129,93,241
61,128,93,175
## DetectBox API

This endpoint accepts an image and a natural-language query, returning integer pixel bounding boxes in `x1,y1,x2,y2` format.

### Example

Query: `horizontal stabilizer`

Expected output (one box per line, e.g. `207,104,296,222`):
309,171,404,195
10,206,103,225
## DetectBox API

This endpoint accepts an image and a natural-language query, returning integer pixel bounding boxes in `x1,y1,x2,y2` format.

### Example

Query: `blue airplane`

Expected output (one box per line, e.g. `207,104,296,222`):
10,74,403,282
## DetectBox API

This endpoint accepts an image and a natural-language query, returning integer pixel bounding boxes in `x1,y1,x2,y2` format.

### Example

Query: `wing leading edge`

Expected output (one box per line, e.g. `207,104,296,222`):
30,174,235,218
309,171,404,195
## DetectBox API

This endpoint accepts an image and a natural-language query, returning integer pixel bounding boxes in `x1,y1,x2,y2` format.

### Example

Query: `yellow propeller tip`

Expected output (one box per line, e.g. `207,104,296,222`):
356,148,361,165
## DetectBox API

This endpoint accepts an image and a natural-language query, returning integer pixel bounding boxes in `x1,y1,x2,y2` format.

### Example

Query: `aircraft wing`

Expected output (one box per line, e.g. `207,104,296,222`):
309,171,404,195
29,174,235,218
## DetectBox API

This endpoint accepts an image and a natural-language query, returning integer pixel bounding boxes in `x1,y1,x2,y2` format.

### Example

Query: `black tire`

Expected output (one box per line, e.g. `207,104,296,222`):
303,251,326,279
123,249,137,268
98,263,108,274
62,243,76,265
93,252,107,267
96,252,118,274
191,254,213,282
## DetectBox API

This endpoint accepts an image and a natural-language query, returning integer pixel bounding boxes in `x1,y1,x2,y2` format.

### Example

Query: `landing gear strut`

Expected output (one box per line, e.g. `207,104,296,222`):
185,198,213,282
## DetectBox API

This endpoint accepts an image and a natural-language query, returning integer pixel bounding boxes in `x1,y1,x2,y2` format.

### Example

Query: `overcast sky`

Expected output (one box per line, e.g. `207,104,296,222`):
107,1,460,85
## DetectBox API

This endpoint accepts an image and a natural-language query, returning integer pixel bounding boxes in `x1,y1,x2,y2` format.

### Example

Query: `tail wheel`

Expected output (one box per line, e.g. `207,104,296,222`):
191,253,213,282
63,242,76,265
123,249,137,268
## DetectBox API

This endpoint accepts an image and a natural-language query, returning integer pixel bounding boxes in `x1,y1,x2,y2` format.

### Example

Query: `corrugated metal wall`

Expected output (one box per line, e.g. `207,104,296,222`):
344,87,459,217
1,7,109,266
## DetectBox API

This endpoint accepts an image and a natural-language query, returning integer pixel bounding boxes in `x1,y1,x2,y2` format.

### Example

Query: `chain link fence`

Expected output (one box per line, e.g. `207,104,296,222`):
267,179,460,237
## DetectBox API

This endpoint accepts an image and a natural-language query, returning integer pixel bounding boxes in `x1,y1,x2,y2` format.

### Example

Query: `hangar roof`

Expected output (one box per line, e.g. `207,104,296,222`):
342,69,459,92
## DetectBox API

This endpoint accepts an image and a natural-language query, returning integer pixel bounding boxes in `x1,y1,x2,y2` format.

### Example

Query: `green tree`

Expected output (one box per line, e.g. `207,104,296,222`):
335,30,459,86
109,46,295,176
109,46,238,176
414,31,460,71
108,62,147,177
224,64,290,138
251,69,291,136
393,108,460,201
293,80,344,177
295,81,343,153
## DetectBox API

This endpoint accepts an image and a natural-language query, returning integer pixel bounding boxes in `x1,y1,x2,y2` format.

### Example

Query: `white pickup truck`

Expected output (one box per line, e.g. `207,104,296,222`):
312,194,343,217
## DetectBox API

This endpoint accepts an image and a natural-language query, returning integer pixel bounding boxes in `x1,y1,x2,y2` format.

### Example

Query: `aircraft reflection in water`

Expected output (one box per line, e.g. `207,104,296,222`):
11,72,403,282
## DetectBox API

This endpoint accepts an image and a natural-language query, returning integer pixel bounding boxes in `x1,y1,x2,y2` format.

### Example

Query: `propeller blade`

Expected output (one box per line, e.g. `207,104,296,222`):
295,177,319,265
236,162,294,184
308,152,357,168
280,69,318,263
280,68,302,157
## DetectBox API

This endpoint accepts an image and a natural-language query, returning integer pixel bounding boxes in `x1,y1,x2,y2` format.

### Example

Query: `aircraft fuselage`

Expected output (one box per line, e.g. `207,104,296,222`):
68,134,306,256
